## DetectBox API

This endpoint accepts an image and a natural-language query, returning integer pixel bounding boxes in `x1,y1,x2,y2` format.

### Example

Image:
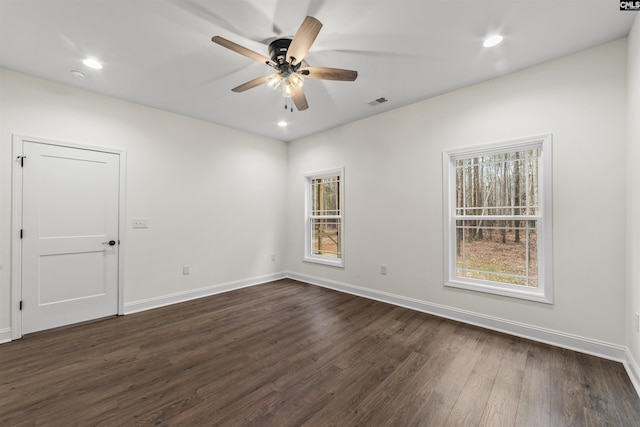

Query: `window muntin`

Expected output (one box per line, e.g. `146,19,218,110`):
456,219,538,287
311,218,341,258
456,149,539,217
444,136,552,303
305,169,344,266
311,175,340,216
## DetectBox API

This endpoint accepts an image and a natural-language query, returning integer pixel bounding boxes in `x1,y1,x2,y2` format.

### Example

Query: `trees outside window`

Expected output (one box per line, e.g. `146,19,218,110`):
305,168,344,267
443,135,553,303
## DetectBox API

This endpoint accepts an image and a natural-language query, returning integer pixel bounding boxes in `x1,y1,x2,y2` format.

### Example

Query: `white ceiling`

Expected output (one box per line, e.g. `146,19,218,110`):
0,1,636,141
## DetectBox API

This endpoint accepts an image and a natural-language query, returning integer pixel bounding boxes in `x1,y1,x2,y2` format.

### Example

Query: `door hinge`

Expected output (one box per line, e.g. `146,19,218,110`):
20,229,23,239
17,156,26,167
19,301,23,310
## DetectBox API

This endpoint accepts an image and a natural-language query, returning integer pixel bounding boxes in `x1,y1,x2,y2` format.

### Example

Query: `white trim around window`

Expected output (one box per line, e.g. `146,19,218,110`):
442,134,553,304
304,167,345,267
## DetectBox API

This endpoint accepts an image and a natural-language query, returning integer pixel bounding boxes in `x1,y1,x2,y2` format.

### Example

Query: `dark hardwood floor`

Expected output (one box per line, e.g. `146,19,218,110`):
1,279,639,426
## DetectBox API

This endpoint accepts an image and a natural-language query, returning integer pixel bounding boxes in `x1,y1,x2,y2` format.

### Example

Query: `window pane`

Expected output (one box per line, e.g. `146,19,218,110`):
311,218,341,258
311,175,340,216
455,149,539,216
455,219,538,287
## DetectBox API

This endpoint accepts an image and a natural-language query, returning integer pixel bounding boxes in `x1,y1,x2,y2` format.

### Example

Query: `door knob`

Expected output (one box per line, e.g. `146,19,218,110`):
102,240,116,246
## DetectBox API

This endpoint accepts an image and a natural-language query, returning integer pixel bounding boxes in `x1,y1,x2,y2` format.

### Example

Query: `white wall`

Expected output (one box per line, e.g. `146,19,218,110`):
0,36,632,353
627,15,640,368
288,39,628,345
0,69,288,331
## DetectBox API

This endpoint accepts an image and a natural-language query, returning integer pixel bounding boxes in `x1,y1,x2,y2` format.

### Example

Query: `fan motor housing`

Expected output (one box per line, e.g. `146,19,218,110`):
268,38,292,64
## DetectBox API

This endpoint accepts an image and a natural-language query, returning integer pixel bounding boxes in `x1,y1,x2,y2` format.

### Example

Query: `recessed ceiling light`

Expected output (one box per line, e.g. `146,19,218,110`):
277,121,287,128
483,34,504,48
82,58,103,69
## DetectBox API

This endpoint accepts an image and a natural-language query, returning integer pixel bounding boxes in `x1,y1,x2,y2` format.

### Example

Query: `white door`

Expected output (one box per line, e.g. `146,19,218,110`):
20,141,120,334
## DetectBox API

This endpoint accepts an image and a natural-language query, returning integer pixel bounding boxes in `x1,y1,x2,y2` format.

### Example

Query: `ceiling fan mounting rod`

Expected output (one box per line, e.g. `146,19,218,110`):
268,38,293,64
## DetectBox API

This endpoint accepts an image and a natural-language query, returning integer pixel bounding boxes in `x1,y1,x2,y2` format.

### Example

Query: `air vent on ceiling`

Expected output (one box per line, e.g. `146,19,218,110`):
368,97,388,107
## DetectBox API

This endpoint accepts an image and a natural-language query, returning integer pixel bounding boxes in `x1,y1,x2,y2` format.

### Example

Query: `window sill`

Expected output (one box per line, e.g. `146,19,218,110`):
445,279,552,304
303,256,344,268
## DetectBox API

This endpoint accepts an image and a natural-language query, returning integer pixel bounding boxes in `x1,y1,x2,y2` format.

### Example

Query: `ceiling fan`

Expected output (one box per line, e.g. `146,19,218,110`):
211,16,358,111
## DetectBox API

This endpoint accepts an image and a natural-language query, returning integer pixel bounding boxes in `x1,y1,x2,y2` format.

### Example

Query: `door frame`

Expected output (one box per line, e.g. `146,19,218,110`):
11,134,126,339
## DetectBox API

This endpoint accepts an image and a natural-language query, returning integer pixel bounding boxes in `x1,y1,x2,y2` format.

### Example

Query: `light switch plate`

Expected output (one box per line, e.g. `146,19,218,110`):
132,218,149,228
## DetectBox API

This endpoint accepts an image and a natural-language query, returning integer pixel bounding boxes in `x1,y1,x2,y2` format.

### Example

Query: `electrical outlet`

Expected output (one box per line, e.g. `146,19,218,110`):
183,265,190,275
380,265,388,275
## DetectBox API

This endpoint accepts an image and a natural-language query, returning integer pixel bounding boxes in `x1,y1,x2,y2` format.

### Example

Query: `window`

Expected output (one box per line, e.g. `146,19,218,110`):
443,135,553,303
305,168,344,267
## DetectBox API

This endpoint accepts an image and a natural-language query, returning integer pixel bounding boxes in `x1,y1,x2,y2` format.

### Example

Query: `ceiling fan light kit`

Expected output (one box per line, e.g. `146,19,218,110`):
266,73,282,89
211,16,358,112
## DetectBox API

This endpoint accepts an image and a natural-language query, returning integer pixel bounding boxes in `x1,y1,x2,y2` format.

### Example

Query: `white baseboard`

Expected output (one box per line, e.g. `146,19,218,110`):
0,328,11,344
625,348,640,398
124,272,287,314
286,271,640,396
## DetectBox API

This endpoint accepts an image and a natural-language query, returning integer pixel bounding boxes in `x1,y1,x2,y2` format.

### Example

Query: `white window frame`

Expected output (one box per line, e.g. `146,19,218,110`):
442,134,553,304
304,167,345,267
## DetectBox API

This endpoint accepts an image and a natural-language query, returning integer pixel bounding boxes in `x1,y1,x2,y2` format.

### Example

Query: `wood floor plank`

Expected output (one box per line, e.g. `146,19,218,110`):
342,351,430,426
446,372,494,426
433,326,487,399
409,391,457,426
478,367,523,427
549,370,588,427
0,279,638,426
515,343,553,426
472,332,511,381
